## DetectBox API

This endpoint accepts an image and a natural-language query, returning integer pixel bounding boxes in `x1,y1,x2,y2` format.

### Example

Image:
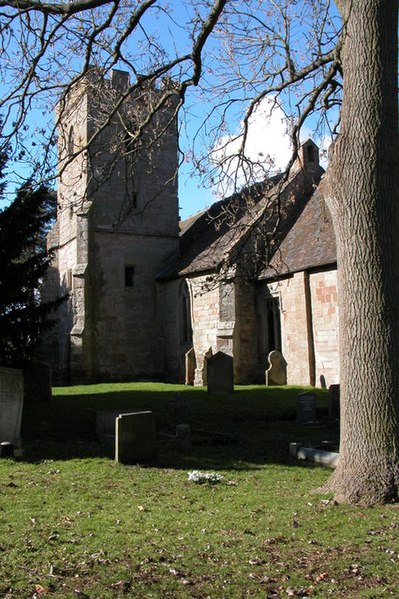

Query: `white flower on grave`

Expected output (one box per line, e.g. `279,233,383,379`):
187,470,224,484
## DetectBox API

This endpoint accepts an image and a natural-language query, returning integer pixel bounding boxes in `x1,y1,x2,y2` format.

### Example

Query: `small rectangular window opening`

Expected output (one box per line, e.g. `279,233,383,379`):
125,266,135,287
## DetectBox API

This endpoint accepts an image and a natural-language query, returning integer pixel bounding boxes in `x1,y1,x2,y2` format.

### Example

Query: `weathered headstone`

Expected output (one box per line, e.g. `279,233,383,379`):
207,351,234,394
297,392,316,425
0,367,24,446
328,384,340,423
115,411,157,464
170,392,190,427
176,424,191,449
320,374,327,389
201,347,213,386
266,350,287,385
24,361,52,402
96,410,124,449
185,348,196,386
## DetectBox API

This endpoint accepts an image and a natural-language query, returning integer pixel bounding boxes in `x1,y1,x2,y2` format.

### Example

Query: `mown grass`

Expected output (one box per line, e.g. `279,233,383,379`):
1,383,398,598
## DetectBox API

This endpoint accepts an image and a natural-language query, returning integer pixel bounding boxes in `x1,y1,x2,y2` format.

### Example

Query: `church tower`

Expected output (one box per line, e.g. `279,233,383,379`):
46,69,180,383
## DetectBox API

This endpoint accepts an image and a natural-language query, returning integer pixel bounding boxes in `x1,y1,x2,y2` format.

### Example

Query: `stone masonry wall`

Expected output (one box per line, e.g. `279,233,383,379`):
41,88,91,381
157,278,182,382
91,232,178,381
234,277,260,383
189,275,220,385
43,70,180,383
268,273,312,384
309,270,339,386
265,268,339,386
188,273,261,385
85,75,179,381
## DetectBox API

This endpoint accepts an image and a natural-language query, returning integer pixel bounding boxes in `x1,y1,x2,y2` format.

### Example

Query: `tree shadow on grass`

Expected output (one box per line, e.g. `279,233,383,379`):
20,385,338,471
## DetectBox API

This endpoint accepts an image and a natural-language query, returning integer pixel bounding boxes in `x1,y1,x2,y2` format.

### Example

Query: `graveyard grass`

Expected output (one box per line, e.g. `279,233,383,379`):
1,384,398,598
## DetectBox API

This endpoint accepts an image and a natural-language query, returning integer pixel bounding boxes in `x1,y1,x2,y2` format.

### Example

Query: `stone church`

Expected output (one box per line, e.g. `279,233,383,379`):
41,69,339,387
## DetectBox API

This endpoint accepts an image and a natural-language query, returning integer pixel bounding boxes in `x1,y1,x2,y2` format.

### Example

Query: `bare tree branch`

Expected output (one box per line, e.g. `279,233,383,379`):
0,0,116,17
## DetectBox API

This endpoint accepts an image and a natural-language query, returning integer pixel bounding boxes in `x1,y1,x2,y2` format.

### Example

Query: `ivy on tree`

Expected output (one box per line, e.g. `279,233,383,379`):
0,157,64,367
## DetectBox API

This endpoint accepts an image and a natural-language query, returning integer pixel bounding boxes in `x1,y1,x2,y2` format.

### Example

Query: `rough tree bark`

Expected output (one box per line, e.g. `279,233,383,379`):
324,0,399,505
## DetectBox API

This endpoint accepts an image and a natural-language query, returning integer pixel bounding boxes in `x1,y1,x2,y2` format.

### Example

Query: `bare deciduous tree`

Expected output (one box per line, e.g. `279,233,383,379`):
0,0,397,505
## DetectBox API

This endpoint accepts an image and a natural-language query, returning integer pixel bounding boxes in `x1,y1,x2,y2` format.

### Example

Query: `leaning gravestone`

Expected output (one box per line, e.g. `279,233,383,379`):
207,351,234,394
115,411,157,464
297,392,317,425
0,367,24,450
266,350,287,385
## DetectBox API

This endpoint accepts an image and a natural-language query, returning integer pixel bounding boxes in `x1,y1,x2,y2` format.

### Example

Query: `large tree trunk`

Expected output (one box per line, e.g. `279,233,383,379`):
324,0,399,505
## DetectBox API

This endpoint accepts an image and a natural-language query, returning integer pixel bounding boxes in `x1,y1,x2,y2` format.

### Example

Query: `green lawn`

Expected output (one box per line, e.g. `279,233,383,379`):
1,383,398,598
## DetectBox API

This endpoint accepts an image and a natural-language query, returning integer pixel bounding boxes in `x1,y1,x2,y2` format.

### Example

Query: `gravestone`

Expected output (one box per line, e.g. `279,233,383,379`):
201,347,213,386
297,392,316,425
176,424,191,449
0,367,24,446
96,410,124,449
207,351,234,394
115,411,157,464
185,348,196,386
266,350,287,385
328,384,340,423
24,361,52,402
170,393,190,427
1,441,14,458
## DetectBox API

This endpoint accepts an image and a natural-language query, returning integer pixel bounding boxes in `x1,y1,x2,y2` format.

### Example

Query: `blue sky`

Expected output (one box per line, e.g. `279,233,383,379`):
179,162,212,220
0,1,338,218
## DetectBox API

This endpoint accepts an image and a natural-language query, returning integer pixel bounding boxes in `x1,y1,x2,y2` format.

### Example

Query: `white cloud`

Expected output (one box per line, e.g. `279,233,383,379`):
212,97,292,194
212,96,331,195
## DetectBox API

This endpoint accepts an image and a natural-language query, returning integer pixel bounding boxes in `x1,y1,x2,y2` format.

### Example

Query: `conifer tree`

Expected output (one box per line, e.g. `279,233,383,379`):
0,164,63,367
